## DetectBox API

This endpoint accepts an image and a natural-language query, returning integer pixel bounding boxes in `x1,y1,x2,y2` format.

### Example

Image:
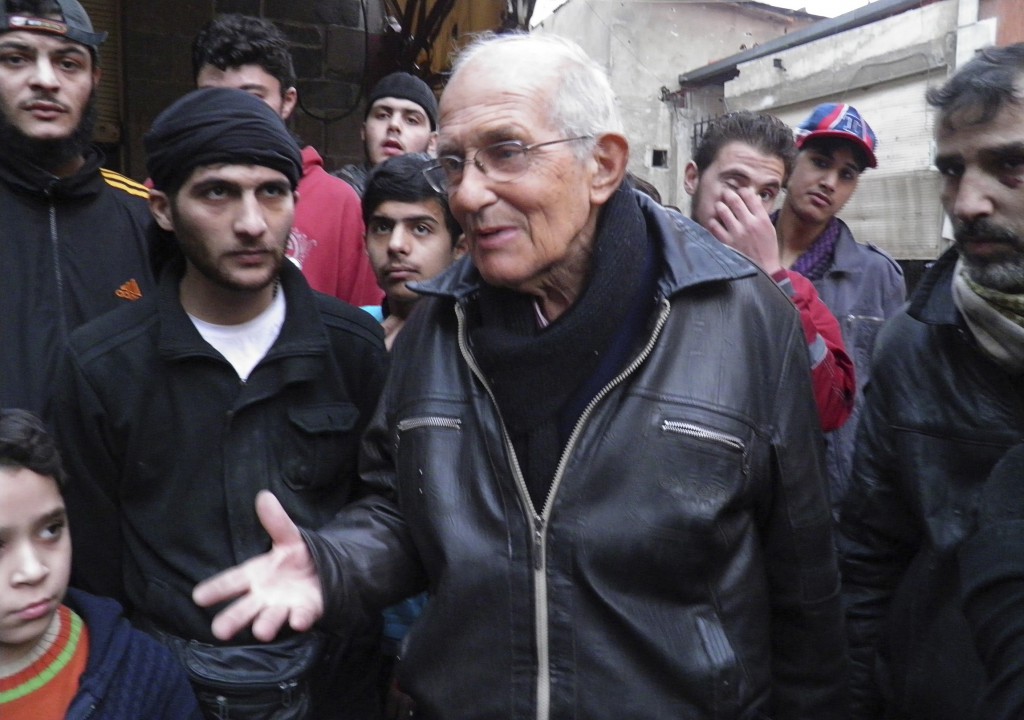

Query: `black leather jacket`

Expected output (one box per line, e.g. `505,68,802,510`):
305,195,847,719
840,248,1024,719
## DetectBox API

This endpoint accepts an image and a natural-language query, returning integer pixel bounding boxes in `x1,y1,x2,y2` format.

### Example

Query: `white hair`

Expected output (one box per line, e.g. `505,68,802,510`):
449,32,624,159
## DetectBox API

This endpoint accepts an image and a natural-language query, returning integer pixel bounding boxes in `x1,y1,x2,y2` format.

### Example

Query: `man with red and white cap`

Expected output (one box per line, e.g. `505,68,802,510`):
774,102,906,515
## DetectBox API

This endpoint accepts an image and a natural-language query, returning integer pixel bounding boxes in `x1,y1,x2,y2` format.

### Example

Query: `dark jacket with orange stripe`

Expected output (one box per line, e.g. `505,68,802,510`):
0,147,154,417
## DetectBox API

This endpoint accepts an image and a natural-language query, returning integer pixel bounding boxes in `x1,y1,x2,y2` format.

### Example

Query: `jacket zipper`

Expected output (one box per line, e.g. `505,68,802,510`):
456,297,672,720
661,420,745,453
47,192,68,342
396,416,462,433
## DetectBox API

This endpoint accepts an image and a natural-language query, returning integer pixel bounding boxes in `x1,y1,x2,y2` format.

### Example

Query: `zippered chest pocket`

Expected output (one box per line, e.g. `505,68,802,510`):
647,418,751,519
393,414,466,537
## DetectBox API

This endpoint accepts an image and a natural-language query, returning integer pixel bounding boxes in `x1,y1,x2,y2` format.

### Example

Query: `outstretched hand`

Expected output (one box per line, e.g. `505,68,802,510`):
705,186,783,275
193,490,325,642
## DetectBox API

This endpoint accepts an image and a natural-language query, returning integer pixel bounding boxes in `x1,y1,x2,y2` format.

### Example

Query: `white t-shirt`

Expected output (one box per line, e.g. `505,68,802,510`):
188,289,287,381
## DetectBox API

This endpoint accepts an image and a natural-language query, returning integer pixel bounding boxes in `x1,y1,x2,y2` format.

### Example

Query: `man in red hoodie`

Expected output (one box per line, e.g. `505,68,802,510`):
191,13,382,307
685,110,855,437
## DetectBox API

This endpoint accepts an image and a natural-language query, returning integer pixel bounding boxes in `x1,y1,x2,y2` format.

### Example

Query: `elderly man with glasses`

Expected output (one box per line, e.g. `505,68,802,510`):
194,33,846,720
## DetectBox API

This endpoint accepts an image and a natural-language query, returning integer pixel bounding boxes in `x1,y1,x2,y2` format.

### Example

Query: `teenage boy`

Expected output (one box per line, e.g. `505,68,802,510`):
362,152,465,349
0,408,200,719
335,71,438,195
54,88,387,719
685,110,855,439
774,103,905,509
192,13,382,306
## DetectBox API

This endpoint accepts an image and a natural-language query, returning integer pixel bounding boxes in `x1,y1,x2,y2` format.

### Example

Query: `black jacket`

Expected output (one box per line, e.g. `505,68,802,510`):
839,247,1024,719
301,194,846,720
55,259,388,643
0,148,155,416
65,588,202,719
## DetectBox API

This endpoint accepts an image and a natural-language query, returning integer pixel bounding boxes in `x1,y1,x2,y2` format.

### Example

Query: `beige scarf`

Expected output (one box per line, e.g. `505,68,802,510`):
952,258,1024,374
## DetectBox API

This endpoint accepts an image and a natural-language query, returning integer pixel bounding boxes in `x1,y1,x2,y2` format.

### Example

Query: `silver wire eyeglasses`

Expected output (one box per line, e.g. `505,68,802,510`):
422,136,594,193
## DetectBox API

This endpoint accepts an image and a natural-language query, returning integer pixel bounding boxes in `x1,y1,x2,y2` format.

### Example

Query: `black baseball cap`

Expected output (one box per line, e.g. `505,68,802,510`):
0,0,107,55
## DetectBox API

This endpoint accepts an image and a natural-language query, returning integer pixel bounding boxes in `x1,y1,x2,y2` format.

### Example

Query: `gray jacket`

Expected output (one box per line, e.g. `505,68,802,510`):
811,220,905,514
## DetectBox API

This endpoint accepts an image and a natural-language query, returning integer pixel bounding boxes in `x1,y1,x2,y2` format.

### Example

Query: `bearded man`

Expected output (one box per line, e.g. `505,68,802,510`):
54,87,388,719
839,42,1024,720
0,0,155,416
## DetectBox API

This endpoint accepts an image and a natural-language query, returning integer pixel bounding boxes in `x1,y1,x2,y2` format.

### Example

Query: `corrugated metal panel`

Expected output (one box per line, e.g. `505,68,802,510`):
81,0,120,143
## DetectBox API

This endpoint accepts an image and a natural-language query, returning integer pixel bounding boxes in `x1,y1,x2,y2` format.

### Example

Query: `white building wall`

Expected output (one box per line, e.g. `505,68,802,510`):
535,2,818,208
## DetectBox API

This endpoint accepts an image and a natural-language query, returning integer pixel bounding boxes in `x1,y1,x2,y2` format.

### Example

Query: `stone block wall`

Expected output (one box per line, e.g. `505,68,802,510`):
122,0,380,180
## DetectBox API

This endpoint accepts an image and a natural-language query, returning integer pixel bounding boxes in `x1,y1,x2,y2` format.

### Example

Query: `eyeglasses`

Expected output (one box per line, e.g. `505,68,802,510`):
422,136,594,193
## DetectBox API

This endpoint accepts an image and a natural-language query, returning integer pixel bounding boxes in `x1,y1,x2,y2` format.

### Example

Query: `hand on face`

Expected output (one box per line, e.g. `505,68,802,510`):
705,186,783,274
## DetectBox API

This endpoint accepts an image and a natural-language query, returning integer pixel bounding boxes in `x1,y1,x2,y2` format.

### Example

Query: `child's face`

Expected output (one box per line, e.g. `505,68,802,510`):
0,467,71,664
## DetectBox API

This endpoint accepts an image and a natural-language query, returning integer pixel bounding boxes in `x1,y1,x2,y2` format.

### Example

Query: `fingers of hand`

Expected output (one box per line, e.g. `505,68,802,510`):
256,490,303,547
193,564,252,608
252,603,291,643
209,591,266,641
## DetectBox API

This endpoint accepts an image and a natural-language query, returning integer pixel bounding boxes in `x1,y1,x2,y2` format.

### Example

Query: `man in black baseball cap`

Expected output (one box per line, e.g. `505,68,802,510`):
0,0,156,418
335,71,438,195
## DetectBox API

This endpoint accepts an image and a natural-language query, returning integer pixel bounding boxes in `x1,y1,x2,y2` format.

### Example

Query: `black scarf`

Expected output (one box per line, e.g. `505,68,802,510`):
469,185,655,508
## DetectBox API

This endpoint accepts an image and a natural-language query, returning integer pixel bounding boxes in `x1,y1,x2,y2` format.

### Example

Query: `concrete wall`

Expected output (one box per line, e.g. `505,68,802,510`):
725,0,969,261
535,2,818,209
121,0,379,180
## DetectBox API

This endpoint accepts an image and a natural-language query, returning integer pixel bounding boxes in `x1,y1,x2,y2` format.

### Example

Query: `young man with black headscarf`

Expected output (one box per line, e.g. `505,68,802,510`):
0,0,155,417
53,87,388,720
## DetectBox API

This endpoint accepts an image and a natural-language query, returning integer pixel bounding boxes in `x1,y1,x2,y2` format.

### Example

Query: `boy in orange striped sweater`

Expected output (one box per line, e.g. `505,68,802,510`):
0,409,199,719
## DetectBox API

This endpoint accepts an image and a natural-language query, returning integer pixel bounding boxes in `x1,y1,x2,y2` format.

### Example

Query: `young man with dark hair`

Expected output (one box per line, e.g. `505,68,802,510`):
192,13,382,307
0,0,155,417
362,152,465,348
774,103,905,510
685,110,855,440
54,88,388,719
0,408,201,719
335,71,438,196
840,43,1024,720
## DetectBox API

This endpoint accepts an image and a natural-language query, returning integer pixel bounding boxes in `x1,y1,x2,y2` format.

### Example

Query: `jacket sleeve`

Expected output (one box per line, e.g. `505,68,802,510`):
959,443,1024,720
837,326,920,720
53,348,128,606
761,299,849,719
960,522,1024,720
300,371,426,631
775,269,856,432
880,258,907,319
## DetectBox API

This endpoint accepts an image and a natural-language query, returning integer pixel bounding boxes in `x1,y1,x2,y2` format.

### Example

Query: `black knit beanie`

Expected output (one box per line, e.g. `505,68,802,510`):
367,72,438,130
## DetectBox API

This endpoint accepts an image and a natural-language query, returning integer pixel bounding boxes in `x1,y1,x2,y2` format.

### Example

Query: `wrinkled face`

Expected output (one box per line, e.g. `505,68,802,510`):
363,97,435,166
0,467,70,665
437,56,600,299
365,199,462,315
686,141,785,226
935,94,1024,293
784,144,861,224
150,164,294,295
196,63,297,121
0,30,97,143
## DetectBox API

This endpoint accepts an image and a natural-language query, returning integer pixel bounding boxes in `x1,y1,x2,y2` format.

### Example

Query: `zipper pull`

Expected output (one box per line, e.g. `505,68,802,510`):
534,516,544,571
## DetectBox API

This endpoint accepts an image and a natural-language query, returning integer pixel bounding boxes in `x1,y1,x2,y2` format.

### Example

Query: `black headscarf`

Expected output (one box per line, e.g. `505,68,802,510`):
144,87,302,193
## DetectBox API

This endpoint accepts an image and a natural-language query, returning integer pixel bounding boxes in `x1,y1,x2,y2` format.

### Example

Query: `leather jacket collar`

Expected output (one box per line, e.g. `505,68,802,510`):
412,189,757,303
